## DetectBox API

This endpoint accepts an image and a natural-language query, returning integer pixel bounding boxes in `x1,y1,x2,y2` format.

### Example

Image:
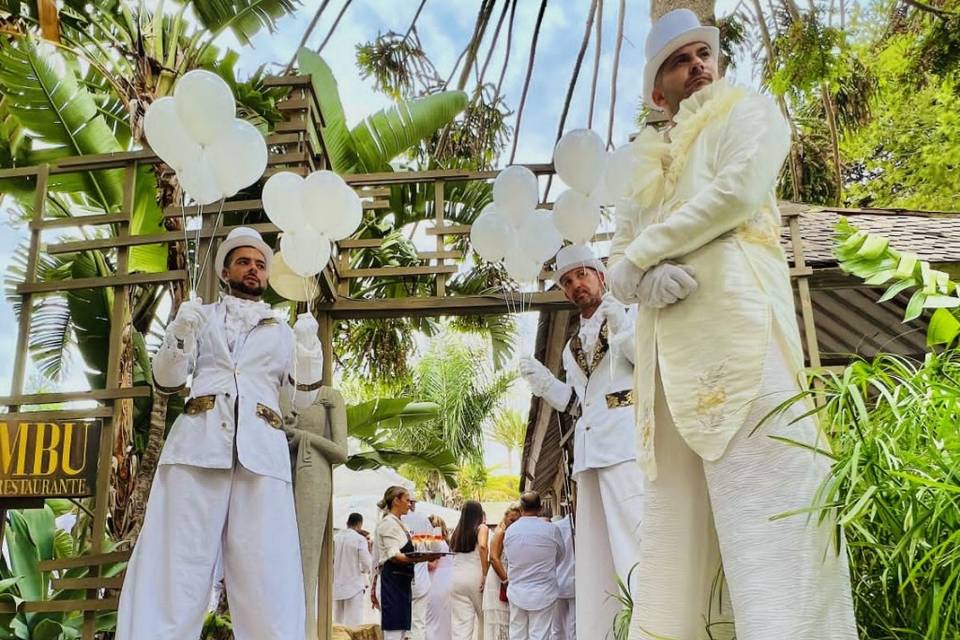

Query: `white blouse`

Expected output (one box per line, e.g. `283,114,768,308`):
375,513,410,566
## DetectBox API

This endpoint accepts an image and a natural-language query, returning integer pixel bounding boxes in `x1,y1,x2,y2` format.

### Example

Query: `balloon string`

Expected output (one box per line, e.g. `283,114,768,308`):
179,186,191,300
195,197,227,295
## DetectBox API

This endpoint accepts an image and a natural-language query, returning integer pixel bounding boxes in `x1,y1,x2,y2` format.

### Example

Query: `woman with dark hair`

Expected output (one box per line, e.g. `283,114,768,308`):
373,486,434,640
449,500,489,640
483,504,522,640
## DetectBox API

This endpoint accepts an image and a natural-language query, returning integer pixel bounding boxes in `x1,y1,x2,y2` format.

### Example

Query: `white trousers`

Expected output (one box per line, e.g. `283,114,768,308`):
552,597,575,640
334,592,365,628
510,603,556,640
574,461,644,639
451,553,484,640
409,592,429,640
628,341,858,640
116,464,305,640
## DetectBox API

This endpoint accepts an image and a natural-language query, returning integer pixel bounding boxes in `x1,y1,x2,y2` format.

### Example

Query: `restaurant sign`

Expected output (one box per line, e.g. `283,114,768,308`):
0,420,101,499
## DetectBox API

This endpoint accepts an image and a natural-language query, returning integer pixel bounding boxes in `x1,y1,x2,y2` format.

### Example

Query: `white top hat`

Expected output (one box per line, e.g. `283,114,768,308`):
553,244,605,282
643,9,720,110
215,227,273,283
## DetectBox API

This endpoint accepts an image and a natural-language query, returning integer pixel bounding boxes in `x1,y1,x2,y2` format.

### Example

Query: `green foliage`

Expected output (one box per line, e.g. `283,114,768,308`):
769,350,960,638
833,218,960,344
769,14,849,100
1,506,124,638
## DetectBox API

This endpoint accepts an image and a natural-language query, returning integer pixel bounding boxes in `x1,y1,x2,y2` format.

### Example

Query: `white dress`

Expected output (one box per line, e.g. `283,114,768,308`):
426,541,453,640
482,531,510,640
450,546,484,640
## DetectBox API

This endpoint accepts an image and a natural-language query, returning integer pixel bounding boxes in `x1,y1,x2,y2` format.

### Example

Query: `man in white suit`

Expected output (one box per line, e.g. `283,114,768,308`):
117,227,324,640
334,512,373,627
607,10,857,639
520,245,645,640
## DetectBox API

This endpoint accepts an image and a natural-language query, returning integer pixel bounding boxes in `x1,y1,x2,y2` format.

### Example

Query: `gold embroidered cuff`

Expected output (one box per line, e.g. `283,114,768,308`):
184,395,216,415
605,389,634,409
256,403,283,429
256,317,280,327
287,375,324,392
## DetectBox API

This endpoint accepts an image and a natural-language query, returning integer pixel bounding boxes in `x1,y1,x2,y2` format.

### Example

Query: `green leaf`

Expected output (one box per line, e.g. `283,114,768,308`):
347,398,439,441
297,49,362,173
350,91,469,172
878,278,917,303
186,0,297,45
922,295,960,309
856,234,889,259
927,309,960,347
0,37,124,211
347,448,459,487
904,289,926,322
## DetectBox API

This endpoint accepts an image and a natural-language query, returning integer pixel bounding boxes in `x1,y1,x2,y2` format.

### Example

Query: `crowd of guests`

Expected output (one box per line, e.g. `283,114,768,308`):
332,486,576,640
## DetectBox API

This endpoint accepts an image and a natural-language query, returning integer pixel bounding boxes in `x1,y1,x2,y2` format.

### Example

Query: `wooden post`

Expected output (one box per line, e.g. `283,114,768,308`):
434,181,446,297
316,312,334,639
83,162,136,640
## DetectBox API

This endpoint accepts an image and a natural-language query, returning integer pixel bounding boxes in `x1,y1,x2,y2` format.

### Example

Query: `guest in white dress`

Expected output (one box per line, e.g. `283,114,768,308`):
484,505,522,640
426,515,454,640
450,501,489,640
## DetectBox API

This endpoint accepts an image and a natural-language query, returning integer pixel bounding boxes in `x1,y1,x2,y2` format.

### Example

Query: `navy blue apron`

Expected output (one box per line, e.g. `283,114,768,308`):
380,538,415,631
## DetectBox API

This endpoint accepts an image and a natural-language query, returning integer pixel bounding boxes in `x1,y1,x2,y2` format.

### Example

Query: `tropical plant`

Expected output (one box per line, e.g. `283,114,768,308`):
488,408,526,473
763,349,960,639
1,502,125,639
454,460,519,503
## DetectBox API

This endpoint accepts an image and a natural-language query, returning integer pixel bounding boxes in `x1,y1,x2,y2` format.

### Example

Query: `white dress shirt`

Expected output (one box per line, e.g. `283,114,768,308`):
402,509,433,598
553,516,575,599
333,528,372,600
503,516,565,611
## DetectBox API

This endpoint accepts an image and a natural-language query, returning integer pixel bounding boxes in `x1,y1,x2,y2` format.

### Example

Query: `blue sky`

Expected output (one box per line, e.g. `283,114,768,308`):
0,0,746,466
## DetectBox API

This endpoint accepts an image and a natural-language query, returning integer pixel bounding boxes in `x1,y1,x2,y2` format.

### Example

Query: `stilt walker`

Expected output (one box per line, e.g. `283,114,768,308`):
116,227,324,640
606,10,858,639
520,245,646,640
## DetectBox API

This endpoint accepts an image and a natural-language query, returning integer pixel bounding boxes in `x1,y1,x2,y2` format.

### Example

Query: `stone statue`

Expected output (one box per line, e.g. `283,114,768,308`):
284,386,349,640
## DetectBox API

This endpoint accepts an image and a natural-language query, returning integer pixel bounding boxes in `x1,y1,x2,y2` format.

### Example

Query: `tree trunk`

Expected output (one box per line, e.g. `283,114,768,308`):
122,390,169,543
651,0,715,24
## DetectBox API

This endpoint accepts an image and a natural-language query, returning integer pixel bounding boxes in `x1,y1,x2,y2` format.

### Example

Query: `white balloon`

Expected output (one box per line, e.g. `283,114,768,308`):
262,172,308,233
554,129,606,195
179,149,223,205
602,144,640,202
470,204,512,262
270,251,321,301
280,231,331,277
553,189,601,245
143,97,201,172
517,209,563,264
206,119,268,198
174,69,236,146
503,251,541,283
302,170,363,240
493,165,539,224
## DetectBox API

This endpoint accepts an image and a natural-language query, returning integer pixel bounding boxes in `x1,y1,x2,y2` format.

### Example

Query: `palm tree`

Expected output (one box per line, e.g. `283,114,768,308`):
488,408,526,474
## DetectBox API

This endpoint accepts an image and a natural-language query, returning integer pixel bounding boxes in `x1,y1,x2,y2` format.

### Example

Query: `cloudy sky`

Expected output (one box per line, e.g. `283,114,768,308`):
0,0,746,469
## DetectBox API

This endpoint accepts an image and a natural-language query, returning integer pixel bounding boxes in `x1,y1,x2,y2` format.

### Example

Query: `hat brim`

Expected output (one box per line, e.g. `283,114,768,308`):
643,26,720,111
553,260,606,283
215,235,273,283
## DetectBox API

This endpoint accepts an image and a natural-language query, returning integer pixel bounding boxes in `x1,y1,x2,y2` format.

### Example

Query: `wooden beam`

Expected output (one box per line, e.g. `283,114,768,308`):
0,407,113,423
0,387,152,406
38,550,131,571
276,97,309,111
22,599,119,613
30,213,129,230
417,251,464,260
263,75,312,87
17,271,187,294
51,576,125,590
316,291,572,319
426,225,470,236
340,266,458,278
338,239,383,249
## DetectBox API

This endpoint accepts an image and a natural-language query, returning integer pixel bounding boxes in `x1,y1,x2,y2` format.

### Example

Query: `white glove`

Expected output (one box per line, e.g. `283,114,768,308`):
607,259,645,304
169,298,205,342
637,263,697,309
293,313,320,345
596,293,627,334
519,356,555,397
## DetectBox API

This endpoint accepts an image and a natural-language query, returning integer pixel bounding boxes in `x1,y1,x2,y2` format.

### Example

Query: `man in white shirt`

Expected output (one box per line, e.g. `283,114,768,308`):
503,492,566,640
401,492,432,640
333,512,373,627
520,245,644,638
551,515,575,640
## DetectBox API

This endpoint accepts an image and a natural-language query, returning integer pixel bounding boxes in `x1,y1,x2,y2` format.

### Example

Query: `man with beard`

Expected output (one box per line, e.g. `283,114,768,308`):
519,245,645,639
117,227,323,640
606,9,857,639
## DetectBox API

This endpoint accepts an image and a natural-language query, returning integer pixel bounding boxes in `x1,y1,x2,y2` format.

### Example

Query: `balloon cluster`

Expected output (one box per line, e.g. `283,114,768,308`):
470,166,562,283
144,70,268,205
551,129,608,245
262,170,363,278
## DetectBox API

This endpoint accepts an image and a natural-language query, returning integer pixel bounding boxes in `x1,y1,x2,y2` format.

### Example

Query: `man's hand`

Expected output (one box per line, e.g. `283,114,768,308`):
637,263,698,309
293,312,320,344
608,260,645,304
596,294,626,334
519,356,558,398
169,298,205,341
